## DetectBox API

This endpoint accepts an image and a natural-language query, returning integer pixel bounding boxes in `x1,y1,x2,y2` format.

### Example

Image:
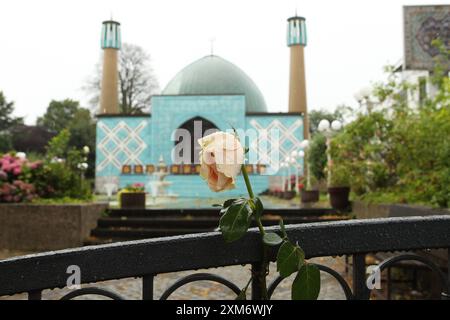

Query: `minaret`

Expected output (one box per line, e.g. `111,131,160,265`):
287,15,309,138
100,20,121,114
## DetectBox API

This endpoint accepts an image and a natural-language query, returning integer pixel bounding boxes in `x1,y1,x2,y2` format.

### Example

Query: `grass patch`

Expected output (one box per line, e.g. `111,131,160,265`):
31,197,92,205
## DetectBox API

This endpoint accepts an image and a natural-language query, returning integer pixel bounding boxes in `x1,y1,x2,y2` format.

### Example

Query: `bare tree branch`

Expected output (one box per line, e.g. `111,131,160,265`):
83,43,160,114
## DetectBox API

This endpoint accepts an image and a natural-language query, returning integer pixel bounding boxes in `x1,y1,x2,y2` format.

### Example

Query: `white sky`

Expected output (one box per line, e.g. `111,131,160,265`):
0,0,446,124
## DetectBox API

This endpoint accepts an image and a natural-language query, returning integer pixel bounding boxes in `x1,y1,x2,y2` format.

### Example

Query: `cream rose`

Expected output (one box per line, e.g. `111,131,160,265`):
198,131,245,192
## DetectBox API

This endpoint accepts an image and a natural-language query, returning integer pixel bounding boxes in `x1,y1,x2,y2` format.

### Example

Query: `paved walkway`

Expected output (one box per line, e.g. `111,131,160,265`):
0,250,349,300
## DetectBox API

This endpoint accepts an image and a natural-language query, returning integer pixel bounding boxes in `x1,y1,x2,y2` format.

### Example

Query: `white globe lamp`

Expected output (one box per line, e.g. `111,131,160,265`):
300,139,310,149
331,120,342,131
318,119,330,133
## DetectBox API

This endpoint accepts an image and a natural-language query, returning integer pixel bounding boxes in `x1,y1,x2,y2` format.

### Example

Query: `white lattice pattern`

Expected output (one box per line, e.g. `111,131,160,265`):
97,120,148,171
249,118,303,164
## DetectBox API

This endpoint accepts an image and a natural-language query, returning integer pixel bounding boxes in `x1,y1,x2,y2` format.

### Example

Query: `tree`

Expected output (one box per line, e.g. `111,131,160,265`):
308,105,351,135
36,99,96,178
0,92,23,132
85,43,160,114
308,133,327,181
0,92,23,152
11,125,55,154
36,99,80,133
67,108,96,178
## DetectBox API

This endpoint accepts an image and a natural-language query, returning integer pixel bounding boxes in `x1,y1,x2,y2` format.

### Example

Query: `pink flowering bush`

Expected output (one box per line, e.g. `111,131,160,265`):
123,183,145,193
0,153,41,203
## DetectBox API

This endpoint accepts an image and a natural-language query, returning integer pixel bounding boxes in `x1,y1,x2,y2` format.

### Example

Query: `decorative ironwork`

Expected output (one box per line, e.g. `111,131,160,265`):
159,273,241,300
372,253,449,300
268,263,353,300
0,216,449,300
60,287,125,300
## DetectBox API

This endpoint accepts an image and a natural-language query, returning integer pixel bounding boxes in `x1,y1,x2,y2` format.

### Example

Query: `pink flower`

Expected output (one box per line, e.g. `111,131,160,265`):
2,163,11,172
2,154,12,162
29,161,42,170
13,167,21,176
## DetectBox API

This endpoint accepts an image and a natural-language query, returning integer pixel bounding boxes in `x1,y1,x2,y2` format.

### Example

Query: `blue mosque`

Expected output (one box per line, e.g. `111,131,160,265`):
95,16,309,198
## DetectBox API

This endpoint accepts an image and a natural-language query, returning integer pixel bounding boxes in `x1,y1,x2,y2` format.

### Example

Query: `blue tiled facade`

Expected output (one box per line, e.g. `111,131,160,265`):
151,95,246,165
95,94,304,198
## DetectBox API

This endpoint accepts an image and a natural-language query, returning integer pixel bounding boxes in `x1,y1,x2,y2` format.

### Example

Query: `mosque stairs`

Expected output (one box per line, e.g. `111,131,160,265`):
85,208,347,245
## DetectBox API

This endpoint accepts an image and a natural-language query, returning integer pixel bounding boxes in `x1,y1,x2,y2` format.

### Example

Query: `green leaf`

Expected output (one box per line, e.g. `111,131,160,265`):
220,198,244,215
263,232,283,246
223,198,238,208
292,264,321,300
253,197,264,218
276,241,305,278
219,200,253,243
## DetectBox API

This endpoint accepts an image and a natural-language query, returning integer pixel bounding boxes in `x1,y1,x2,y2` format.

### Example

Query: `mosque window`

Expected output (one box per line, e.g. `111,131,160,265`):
173,117,218,165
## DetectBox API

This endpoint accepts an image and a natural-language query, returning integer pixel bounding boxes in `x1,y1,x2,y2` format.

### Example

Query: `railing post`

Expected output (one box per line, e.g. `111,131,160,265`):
142,275,154,300
251,262,266,300
444,249,450,300
28,290,42,300
352,253,369,300
448,248,450,299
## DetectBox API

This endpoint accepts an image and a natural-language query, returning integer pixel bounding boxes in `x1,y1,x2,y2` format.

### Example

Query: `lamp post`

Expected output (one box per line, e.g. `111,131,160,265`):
354,86,373,113
299,139,310,189
291,149,306,194
290,151,298,194
318,119,342,186
280,162,287,192
285,157,292,192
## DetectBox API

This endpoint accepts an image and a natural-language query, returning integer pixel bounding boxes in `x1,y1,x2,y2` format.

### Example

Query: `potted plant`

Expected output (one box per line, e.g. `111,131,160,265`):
297,140,320,204
301,154,320,203
301,175,319,203
327,165,351,210
119,183,146,209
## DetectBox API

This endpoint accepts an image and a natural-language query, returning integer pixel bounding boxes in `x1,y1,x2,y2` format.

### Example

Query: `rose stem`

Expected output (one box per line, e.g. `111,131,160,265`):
241,164,269,300
241,164,265,236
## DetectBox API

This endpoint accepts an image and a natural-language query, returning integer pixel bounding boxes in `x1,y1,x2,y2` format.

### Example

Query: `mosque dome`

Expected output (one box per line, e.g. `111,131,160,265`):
162,55,267,113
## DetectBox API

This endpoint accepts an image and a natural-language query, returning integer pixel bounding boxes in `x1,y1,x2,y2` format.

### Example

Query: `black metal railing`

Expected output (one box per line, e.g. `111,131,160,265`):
0,216,449,300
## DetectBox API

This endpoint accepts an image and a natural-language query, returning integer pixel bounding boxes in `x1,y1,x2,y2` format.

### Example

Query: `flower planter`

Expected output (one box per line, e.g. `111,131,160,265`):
301,190,320,203
0,203,108,251
283,190,296,200
121,192,146,209
328,187,350,210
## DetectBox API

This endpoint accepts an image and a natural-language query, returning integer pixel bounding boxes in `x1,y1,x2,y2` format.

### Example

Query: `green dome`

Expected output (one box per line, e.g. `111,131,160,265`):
162,55,267,113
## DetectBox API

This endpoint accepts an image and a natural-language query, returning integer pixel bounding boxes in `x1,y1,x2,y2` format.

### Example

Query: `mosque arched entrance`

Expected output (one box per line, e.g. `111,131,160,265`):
173,117,218,164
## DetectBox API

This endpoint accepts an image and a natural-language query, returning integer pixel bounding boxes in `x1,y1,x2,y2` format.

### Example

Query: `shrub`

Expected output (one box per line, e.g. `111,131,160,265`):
330,55,449,207
0,129,92,203
0,153,40,202
308,133,327,181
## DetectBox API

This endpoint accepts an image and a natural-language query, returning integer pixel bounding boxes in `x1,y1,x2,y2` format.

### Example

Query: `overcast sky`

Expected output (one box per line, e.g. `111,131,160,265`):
0,0,445,124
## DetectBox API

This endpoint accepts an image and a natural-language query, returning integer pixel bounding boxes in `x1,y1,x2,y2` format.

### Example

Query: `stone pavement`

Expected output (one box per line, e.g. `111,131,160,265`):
0,250,349,300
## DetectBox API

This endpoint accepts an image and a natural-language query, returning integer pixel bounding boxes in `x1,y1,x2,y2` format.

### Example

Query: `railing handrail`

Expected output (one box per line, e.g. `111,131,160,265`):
0,215,449,297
